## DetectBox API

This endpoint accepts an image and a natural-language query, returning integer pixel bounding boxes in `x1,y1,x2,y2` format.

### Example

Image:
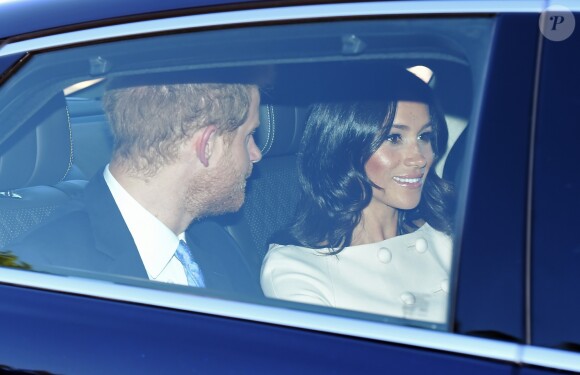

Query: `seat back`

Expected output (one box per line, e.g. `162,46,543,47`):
0,94,86,248
220,104,307,274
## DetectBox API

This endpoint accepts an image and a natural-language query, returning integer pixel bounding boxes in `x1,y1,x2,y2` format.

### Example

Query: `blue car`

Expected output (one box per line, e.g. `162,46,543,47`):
0,0,579,373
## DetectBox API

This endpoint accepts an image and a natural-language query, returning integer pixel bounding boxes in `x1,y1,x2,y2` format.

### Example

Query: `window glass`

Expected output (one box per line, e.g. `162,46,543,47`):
0,17,493,331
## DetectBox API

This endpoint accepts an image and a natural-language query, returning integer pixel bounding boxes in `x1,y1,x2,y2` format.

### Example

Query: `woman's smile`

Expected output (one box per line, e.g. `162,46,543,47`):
392,174,425,188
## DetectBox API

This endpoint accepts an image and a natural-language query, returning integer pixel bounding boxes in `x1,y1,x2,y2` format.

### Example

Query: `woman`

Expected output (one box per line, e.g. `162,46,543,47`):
261,69,455,324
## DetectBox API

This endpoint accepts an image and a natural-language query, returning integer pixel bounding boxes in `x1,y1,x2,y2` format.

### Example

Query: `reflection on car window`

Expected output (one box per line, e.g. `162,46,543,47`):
0,17,493,331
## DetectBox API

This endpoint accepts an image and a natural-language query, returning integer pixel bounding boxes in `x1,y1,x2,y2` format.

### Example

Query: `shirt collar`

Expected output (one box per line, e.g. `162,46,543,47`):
103,165,179,279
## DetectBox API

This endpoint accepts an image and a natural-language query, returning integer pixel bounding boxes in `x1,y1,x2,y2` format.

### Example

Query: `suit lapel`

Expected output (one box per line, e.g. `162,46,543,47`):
186,225,233,293
83,171,148,279
186,220,261,297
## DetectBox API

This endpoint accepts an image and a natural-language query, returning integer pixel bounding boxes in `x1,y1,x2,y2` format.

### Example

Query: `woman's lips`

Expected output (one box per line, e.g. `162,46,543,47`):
393,175,424,188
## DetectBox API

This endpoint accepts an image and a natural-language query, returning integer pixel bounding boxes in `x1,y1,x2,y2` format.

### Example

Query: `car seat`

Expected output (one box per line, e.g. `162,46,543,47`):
219,104,307,277
0,93,86,248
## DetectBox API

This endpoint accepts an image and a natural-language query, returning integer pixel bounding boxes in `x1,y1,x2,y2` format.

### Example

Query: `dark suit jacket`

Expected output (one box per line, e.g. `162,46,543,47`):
10,172,261,298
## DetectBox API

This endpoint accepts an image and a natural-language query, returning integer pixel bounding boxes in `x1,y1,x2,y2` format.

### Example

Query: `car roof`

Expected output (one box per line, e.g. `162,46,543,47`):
0,0,263,42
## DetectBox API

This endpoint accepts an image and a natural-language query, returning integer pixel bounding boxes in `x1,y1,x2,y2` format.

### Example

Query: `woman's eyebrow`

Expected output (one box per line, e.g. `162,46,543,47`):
391,124,409,130
391,122,432,131
420,122,433,130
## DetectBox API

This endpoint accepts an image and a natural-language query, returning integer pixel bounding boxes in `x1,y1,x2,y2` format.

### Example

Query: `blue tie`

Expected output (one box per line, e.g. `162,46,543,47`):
174,240,205,288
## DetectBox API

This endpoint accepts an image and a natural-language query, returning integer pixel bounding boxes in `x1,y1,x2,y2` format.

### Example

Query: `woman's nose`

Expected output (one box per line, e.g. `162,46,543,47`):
404,142,428,168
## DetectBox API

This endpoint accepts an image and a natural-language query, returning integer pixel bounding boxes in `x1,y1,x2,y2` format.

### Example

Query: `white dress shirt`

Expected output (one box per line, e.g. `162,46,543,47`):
261,223,452,324
103,165,189,285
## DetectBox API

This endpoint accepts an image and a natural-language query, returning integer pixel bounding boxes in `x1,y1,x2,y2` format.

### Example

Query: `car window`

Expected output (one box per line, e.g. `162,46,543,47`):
0,16,493,332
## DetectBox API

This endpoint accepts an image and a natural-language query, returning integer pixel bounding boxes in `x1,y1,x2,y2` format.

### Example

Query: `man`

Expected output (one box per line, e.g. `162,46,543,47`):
11,80,262,297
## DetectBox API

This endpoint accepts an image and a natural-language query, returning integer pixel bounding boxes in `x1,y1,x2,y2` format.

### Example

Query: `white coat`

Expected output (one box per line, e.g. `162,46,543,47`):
261,223,453,324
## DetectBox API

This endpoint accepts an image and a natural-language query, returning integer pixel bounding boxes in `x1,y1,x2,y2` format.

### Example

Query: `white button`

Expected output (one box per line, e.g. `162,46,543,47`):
400,292,416,305
415,238,428,253
377,247,392,263
441,279,449,293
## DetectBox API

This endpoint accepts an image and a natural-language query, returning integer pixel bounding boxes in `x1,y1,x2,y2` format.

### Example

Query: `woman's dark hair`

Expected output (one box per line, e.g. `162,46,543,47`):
278,68,454,251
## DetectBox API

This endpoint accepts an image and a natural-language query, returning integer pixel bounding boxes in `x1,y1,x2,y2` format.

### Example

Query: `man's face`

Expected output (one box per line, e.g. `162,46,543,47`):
186,88,262,217
224,86,262,196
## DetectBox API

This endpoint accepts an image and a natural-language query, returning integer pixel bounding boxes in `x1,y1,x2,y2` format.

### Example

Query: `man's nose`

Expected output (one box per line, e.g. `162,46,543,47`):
250,137,262,163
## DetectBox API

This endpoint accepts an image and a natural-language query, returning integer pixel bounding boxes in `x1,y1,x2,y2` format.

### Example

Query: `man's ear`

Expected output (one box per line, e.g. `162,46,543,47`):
195,125,217,167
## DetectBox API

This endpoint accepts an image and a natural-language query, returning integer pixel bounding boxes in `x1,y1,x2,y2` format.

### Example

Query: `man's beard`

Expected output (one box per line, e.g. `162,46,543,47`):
184,154,251,220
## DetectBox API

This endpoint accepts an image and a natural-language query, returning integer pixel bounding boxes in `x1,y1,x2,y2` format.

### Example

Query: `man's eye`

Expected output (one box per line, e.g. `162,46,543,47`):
386,134,402,144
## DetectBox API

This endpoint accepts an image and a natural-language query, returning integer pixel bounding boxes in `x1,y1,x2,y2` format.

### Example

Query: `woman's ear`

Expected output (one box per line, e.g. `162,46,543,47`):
195,125,217,167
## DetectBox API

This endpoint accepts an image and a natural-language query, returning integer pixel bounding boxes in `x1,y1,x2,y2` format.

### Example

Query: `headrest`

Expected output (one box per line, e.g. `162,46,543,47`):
255,104,307,158
0,94,73,191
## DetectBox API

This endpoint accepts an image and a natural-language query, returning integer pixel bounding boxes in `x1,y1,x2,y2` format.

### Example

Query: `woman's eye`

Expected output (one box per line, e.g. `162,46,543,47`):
418,131,433,143
386,134,402,144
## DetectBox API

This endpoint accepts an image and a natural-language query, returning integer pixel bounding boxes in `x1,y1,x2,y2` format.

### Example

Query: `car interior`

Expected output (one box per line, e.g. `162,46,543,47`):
0,17,490,323
0,65,469,273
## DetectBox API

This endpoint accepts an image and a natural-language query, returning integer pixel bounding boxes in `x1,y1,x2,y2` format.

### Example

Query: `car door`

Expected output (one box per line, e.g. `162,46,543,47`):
1,1,577,374
521,3,580,374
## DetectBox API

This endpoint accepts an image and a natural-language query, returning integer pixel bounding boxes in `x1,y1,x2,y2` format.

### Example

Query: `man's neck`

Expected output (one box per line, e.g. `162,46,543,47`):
109,161,192,235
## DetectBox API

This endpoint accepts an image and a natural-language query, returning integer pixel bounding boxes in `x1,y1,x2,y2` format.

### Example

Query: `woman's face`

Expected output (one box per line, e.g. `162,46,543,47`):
364,101,434,213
